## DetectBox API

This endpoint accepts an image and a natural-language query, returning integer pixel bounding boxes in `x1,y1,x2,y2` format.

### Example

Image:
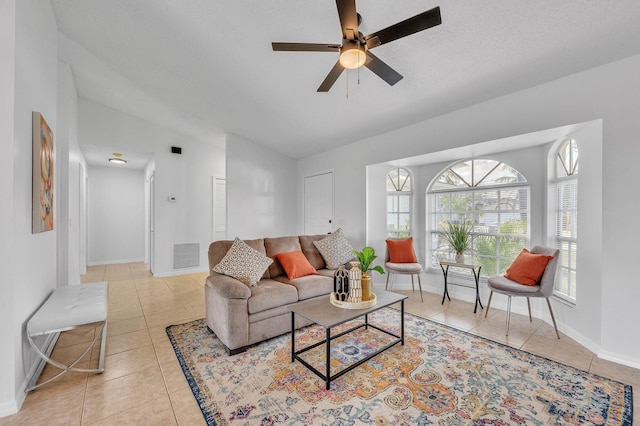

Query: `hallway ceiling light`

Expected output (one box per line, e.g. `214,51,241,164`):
108,152,127,164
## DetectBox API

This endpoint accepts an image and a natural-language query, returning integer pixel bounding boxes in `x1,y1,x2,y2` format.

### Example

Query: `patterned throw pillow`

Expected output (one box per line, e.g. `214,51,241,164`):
312,228,355,269
213,237,273,287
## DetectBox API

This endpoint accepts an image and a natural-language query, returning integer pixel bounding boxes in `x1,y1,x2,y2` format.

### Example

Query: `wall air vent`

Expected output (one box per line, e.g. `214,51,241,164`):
173,243,199,269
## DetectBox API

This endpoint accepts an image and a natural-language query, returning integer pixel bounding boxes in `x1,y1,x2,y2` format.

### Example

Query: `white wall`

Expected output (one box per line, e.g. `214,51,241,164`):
366,145,549,294
79,99,225,276
88,166,145,264
403,138,602,342
297,54,640,367
0,0,17,414
545,120,603,355
364,164,423,290
365,164,389,261
226,133,297,239
61,60,87,284
57,61,81,284
0,0,59,415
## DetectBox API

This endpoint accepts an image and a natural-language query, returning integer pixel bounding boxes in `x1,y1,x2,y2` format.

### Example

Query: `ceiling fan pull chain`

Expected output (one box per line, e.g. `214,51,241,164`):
346,68,349,99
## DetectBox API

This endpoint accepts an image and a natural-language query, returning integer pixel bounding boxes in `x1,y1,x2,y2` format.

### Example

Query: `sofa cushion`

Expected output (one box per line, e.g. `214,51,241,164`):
385,262,422,273
265,236,302,278
209,238,270,279
248,304,291,324
299,234,328,270
275,274,333,301
488,276,543,296
247,279,299,314
273,251,318,280
315,268,336,278
312,228,355,269
213,238,273,287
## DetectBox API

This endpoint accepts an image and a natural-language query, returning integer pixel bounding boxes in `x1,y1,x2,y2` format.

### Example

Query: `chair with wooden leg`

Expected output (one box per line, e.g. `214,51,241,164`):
384,237,423,302
484,246,561,338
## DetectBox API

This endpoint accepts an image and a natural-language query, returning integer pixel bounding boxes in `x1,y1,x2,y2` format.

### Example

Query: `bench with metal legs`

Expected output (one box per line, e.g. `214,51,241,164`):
26,281,108,391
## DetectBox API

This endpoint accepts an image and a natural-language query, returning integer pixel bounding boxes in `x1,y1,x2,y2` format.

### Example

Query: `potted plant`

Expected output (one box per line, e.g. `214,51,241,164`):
352,247,385,301
444,220,473,263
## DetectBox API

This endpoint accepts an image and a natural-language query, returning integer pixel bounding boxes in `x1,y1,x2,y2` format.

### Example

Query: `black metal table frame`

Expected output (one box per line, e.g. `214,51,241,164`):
439,263,483,313
290,300,405,390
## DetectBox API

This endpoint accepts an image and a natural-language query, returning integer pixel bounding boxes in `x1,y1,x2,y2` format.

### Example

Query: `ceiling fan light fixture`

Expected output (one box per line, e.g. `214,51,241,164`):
339,41,366,69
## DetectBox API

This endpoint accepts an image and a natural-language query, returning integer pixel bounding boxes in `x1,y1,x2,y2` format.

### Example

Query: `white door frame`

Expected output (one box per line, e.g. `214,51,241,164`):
212,176,227,241
149,173,155,274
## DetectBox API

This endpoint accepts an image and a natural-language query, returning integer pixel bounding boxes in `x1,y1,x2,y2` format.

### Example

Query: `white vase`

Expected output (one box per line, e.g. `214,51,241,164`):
455,252,465,264
348,261,362,303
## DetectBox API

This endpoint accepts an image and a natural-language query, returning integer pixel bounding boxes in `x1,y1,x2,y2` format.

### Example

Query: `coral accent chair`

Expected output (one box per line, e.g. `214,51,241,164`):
384,237,423,302
485,246,561,339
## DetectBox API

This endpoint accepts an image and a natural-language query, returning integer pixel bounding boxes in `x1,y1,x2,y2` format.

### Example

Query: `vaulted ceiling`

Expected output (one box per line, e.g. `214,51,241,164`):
51,0,640,160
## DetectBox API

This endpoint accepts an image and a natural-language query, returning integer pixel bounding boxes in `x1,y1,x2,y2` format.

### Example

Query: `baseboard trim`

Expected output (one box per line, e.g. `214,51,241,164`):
1,333,60,418
153,266,209,278
88,258,145,266
598,350,640,370
0,400,19,418
375,279,625,366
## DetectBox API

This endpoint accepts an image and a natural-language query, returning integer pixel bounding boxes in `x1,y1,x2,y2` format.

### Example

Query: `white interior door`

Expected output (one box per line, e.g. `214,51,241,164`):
79,165,87,275
304,172,334,235
213,177,227,241
149,173,155,274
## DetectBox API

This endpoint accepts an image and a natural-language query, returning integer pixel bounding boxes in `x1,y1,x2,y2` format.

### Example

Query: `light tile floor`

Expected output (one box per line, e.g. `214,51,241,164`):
1,262,637,425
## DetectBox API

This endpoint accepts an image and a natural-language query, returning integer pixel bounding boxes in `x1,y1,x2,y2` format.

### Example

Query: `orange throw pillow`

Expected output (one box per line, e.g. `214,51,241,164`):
504,248,553,286
386,238,418,263
273,251,318,280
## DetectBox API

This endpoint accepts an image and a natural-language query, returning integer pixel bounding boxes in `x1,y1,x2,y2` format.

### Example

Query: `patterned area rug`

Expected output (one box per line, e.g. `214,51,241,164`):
166,310,633,425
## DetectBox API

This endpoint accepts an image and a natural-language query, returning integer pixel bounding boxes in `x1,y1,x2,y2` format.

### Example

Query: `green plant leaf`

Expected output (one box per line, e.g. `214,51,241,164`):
371,265,385,275
444,220,474,253
352,247,382,273
362,247,375,258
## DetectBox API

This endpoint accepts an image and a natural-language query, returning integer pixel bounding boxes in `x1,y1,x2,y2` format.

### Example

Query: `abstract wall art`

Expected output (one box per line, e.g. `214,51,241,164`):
32,111,54,233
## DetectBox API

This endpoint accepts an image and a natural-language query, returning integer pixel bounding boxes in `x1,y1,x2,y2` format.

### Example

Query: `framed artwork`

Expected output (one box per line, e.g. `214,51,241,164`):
32,111,54,233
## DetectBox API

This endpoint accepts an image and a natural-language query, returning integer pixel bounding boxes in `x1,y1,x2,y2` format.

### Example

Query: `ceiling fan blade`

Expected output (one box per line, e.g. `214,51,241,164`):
317,61,345,92
272,42,340,52
336,0,358,40
365,6,441,49
364,51,403,86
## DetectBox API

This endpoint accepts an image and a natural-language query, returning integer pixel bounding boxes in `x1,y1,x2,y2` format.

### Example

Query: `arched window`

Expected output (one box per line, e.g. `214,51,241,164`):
428,159,530,276
552,138,578,302
387,167,412,237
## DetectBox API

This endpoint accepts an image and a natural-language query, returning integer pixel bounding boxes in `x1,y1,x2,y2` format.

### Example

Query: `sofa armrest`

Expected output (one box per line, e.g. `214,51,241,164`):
206,272,252,299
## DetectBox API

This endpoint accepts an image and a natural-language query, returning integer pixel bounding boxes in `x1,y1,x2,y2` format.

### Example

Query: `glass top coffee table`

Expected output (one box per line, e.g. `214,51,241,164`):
289,290,407,390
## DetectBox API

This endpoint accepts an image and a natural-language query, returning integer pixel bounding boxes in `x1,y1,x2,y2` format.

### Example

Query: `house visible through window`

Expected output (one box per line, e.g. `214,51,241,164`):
427,159,530,277
552,138,578,302
387,167,412,237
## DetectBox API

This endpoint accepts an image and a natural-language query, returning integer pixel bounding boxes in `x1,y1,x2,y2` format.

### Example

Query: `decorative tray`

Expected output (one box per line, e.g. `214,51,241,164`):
329,292,377,309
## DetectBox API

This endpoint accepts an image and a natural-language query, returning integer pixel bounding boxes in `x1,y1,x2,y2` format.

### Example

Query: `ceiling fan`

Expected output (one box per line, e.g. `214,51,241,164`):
272,1,442,92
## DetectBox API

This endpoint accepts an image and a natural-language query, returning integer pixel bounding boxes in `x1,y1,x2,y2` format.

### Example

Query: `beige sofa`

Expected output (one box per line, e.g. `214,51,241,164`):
205,234,339,355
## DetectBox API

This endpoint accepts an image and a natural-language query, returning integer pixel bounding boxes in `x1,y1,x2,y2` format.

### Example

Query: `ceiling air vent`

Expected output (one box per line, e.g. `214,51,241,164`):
173,243,199,269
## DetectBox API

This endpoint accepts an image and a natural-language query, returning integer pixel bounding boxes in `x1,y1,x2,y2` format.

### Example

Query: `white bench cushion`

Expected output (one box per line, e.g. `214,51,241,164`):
27,281,108,336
